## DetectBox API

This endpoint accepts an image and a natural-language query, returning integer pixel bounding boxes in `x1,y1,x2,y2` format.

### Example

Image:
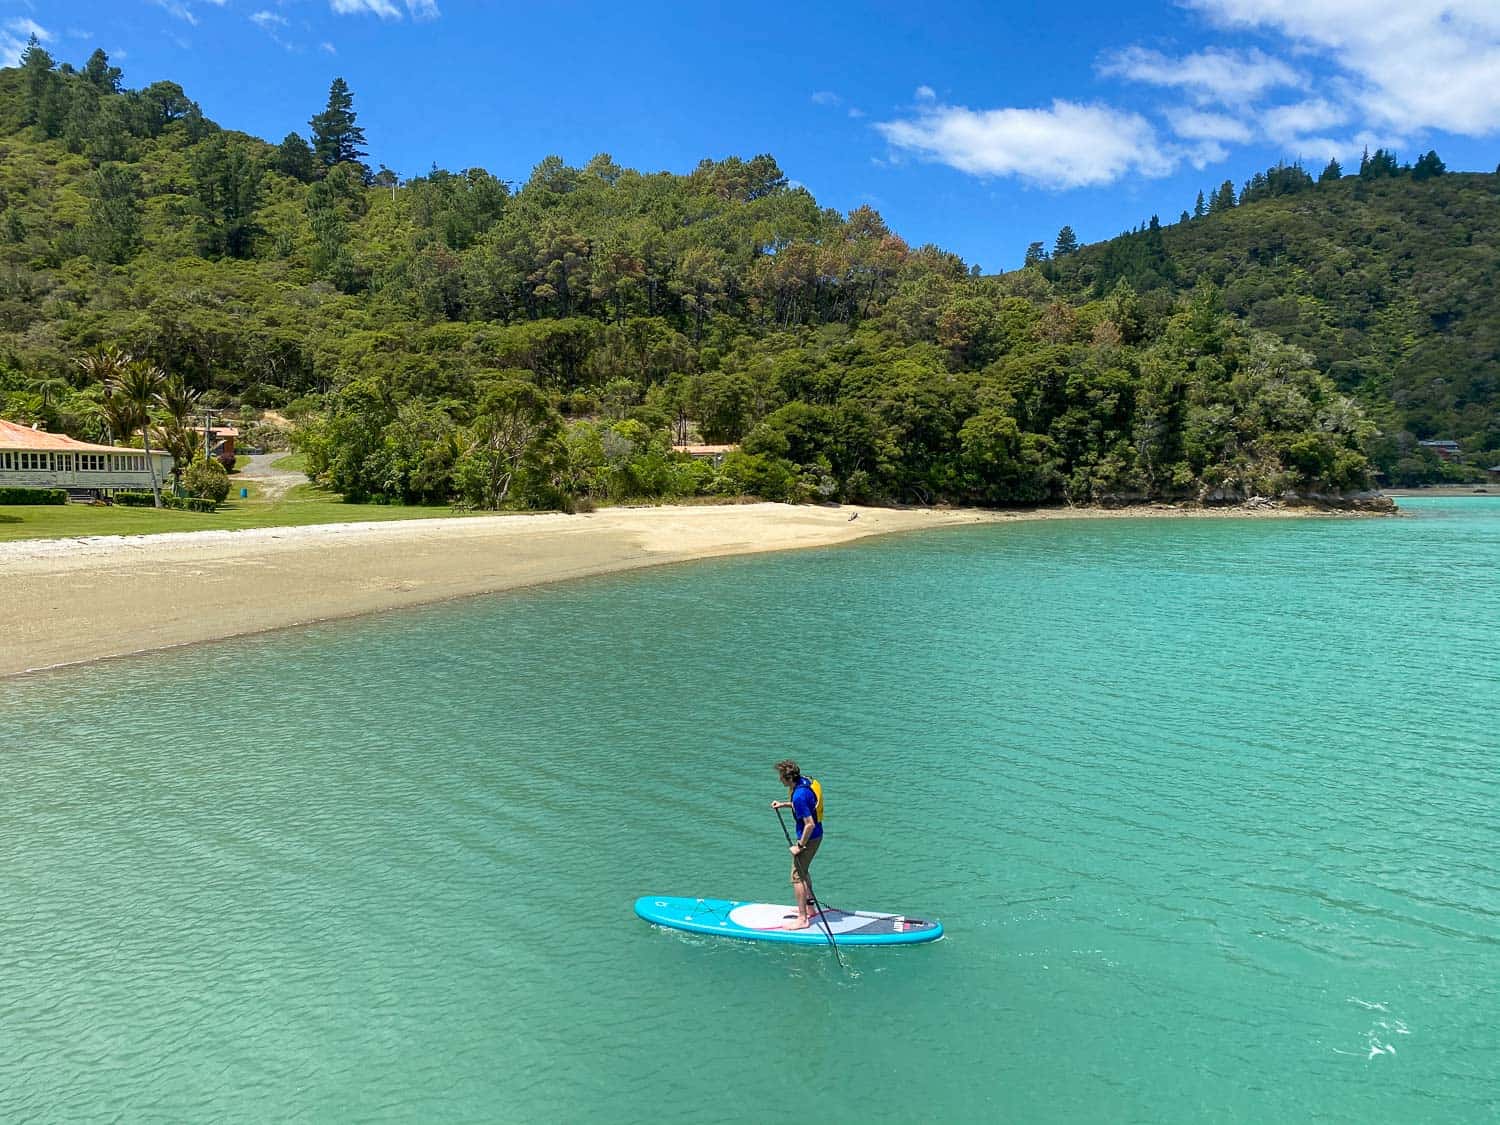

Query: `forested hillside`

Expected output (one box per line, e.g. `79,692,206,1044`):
0,43,1409,508
1035,158,1500,483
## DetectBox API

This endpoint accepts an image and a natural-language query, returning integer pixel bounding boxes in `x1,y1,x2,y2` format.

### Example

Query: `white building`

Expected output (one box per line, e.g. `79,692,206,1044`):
0,418,175,498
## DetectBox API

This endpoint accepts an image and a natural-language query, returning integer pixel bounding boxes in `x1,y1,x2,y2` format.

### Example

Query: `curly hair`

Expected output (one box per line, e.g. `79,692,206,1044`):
776,759,801,785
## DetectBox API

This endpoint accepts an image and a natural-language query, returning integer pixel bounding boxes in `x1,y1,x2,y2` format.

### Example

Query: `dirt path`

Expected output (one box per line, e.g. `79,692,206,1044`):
234,453,308,500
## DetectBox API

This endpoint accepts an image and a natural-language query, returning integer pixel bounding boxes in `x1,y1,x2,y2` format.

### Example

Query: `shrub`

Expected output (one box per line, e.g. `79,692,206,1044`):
0,487,67,505
115,492,217,512
166,495,218,512
184,457,231,503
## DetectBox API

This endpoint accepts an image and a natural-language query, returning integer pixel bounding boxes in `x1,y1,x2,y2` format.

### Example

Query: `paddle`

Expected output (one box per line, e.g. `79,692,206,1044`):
775,806,846,969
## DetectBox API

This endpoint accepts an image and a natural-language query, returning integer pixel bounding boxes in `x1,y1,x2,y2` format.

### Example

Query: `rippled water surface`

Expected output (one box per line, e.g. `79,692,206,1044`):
3,498,1498,1122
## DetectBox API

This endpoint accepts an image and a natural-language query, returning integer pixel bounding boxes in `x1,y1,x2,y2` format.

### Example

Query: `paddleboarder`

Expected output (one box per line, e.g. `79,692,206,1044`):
770,759,823,929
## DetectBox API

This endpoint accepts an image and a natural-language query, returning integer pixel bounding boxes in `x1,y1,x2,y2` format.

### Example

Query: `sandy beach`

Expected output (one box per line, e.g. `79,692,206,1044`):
0,500,1381,677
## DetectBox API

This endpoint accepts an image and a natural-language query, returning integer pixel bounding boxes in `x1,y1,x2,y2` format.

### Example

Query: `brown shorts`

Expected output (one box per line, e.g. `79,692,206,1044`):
790,835,822,881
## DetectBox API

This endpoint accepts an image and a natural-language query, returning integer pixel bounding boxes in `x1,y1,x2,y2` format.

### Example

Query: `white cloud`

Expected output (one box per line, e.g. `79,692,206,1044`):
330,0,440,18
2,17,52,65
250,10,288,30
1100,46,1301,105
876,98,1175,189
914,85,936,101
1187,0,1500,136
321,41,337,53
331,0,402,17
1167,109,1254,143
811,90,841,107
1184,141,1229,168
152,0,199,26
1259,99,1350,145
8,18,53,42
847,107,865,119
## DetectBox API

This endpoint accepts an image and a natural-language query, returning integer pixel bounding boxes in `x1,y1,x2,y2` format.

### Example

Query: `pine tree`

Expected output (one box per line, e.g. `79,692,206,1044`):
1179,210,1190,224
1412,150,1446,181
1023,240,1048,267
1193,190,1206,218
1209,180,1236,213
275,132,317,182
1319,158,1342,183
1053,225,1079,257
1360,148,1400,180
82,48,123,92
20,35,60,134
310,78,368,176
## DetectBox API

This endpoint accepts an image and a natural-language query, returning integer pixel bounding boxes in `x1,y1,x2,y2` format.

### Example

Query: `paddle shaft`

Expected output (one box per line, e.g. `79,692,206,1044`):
775,806,845,968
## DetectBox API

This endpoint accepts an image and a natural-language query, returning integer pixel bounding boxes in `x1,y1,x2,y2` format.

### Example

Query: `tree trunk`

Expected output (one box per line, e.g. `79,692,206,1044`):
142,426,162,507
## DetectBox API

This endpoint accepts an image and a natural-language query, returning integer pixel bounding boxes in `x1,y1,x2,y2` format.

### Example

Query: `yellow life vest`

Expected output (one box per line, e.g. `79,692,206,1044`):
810,778,824,823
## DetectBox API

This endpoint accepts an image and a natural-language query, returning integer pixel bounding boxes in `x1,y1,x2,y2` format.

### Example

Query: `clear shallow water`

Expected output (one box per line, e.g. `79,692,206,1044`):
2,498,1498,1122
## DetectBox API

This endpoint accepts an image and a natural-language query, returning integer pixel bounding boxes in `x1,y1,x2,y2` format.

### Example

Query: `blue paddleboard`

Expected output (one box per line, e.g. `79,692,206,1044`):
634,895,942,946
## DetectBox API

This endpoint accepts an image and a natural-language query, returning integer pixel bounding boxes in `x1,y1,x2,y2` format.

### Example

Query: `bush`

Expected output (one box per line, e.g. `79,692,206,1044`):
238,420,291,453
712,451,804,502
115,492,217,512
184,457,231,503
0,487,67,505
166,495,218,512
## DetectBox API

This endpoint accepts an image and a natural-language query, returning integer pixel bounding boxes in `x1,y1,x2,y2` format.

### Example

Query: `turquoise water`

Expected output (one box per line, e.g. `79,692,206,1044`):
3,498,1498,1122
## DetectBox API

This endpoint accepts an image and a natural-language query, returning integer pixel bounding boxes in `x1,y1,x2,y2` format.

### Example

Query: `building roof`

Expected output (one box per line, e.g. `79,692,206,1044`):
675,443,738,457
1419,439,1461,448
0,418,129,454
190,425,240,437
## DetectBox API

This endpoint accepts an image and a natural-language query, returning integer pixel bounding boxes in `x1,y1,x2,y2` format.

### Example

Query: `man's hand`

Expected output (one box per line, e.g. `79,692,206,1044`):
771,800,788,810
789,844,802,855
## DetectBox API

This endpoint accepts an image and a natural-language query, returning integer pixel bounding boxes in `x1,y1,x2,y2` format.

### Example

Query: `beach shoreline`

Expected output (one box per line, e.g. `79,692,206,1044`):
0,500,1389,678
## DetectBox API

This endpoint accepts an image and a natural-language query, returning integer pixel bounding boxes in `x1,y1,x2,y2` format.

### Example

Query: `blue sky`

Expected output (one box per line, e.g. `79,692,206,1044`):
9,1,1500,271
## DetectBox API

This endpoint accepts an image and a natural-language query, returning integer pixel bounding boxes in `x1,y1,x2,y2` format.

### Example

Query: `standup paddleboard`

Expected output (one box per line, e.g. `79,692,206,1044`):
634,895,942,946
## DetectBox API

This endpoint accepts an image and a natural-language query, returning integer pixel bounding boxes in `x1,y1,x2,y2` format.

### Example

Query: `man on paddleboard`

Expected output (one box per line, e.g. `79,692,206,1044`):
771,759,823,930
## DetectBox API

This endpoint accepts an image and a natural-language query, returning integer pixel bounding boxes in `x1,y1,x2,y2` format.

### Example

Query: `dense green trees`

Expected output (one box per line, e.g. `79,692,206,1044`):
1043,155,1500,483
1,51,1445,508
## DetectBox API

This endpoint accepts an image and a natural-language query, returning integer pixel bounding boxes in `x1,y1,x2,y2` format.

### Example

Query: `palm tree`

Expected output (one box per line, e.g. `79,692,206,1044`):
77,347,137,444
30,373,70,411
111,361,166,507
74,346,134,389
97,385,140,448
155,376,200,491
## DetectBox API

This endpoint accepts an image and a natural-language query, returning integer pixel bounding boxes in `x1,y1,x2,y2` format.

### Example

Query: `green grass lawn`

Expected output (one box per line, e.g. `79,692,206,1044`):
0,482,482,543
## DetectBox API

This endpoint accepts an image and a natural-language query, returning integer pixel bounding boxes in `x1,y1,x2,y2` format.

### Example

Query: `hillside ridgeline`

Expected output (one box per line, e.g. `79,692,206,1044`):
0,45,1410,509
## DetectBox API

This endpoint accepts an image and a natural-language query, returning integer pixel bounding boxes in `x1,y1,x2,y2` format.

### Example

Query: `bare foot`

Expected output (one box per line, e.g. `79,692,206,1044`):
784,919,811,930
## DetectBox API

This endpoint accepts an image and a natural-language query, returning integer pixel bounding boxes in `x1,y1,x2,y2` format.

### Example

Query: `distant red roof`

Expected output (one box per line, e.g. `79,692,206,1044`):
0,418,125,454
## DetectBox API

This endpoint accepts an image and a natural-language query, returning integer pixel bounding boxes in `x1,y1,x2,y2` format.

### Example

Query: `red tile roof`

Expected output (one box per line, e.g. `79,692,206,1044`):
0,418,126,454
